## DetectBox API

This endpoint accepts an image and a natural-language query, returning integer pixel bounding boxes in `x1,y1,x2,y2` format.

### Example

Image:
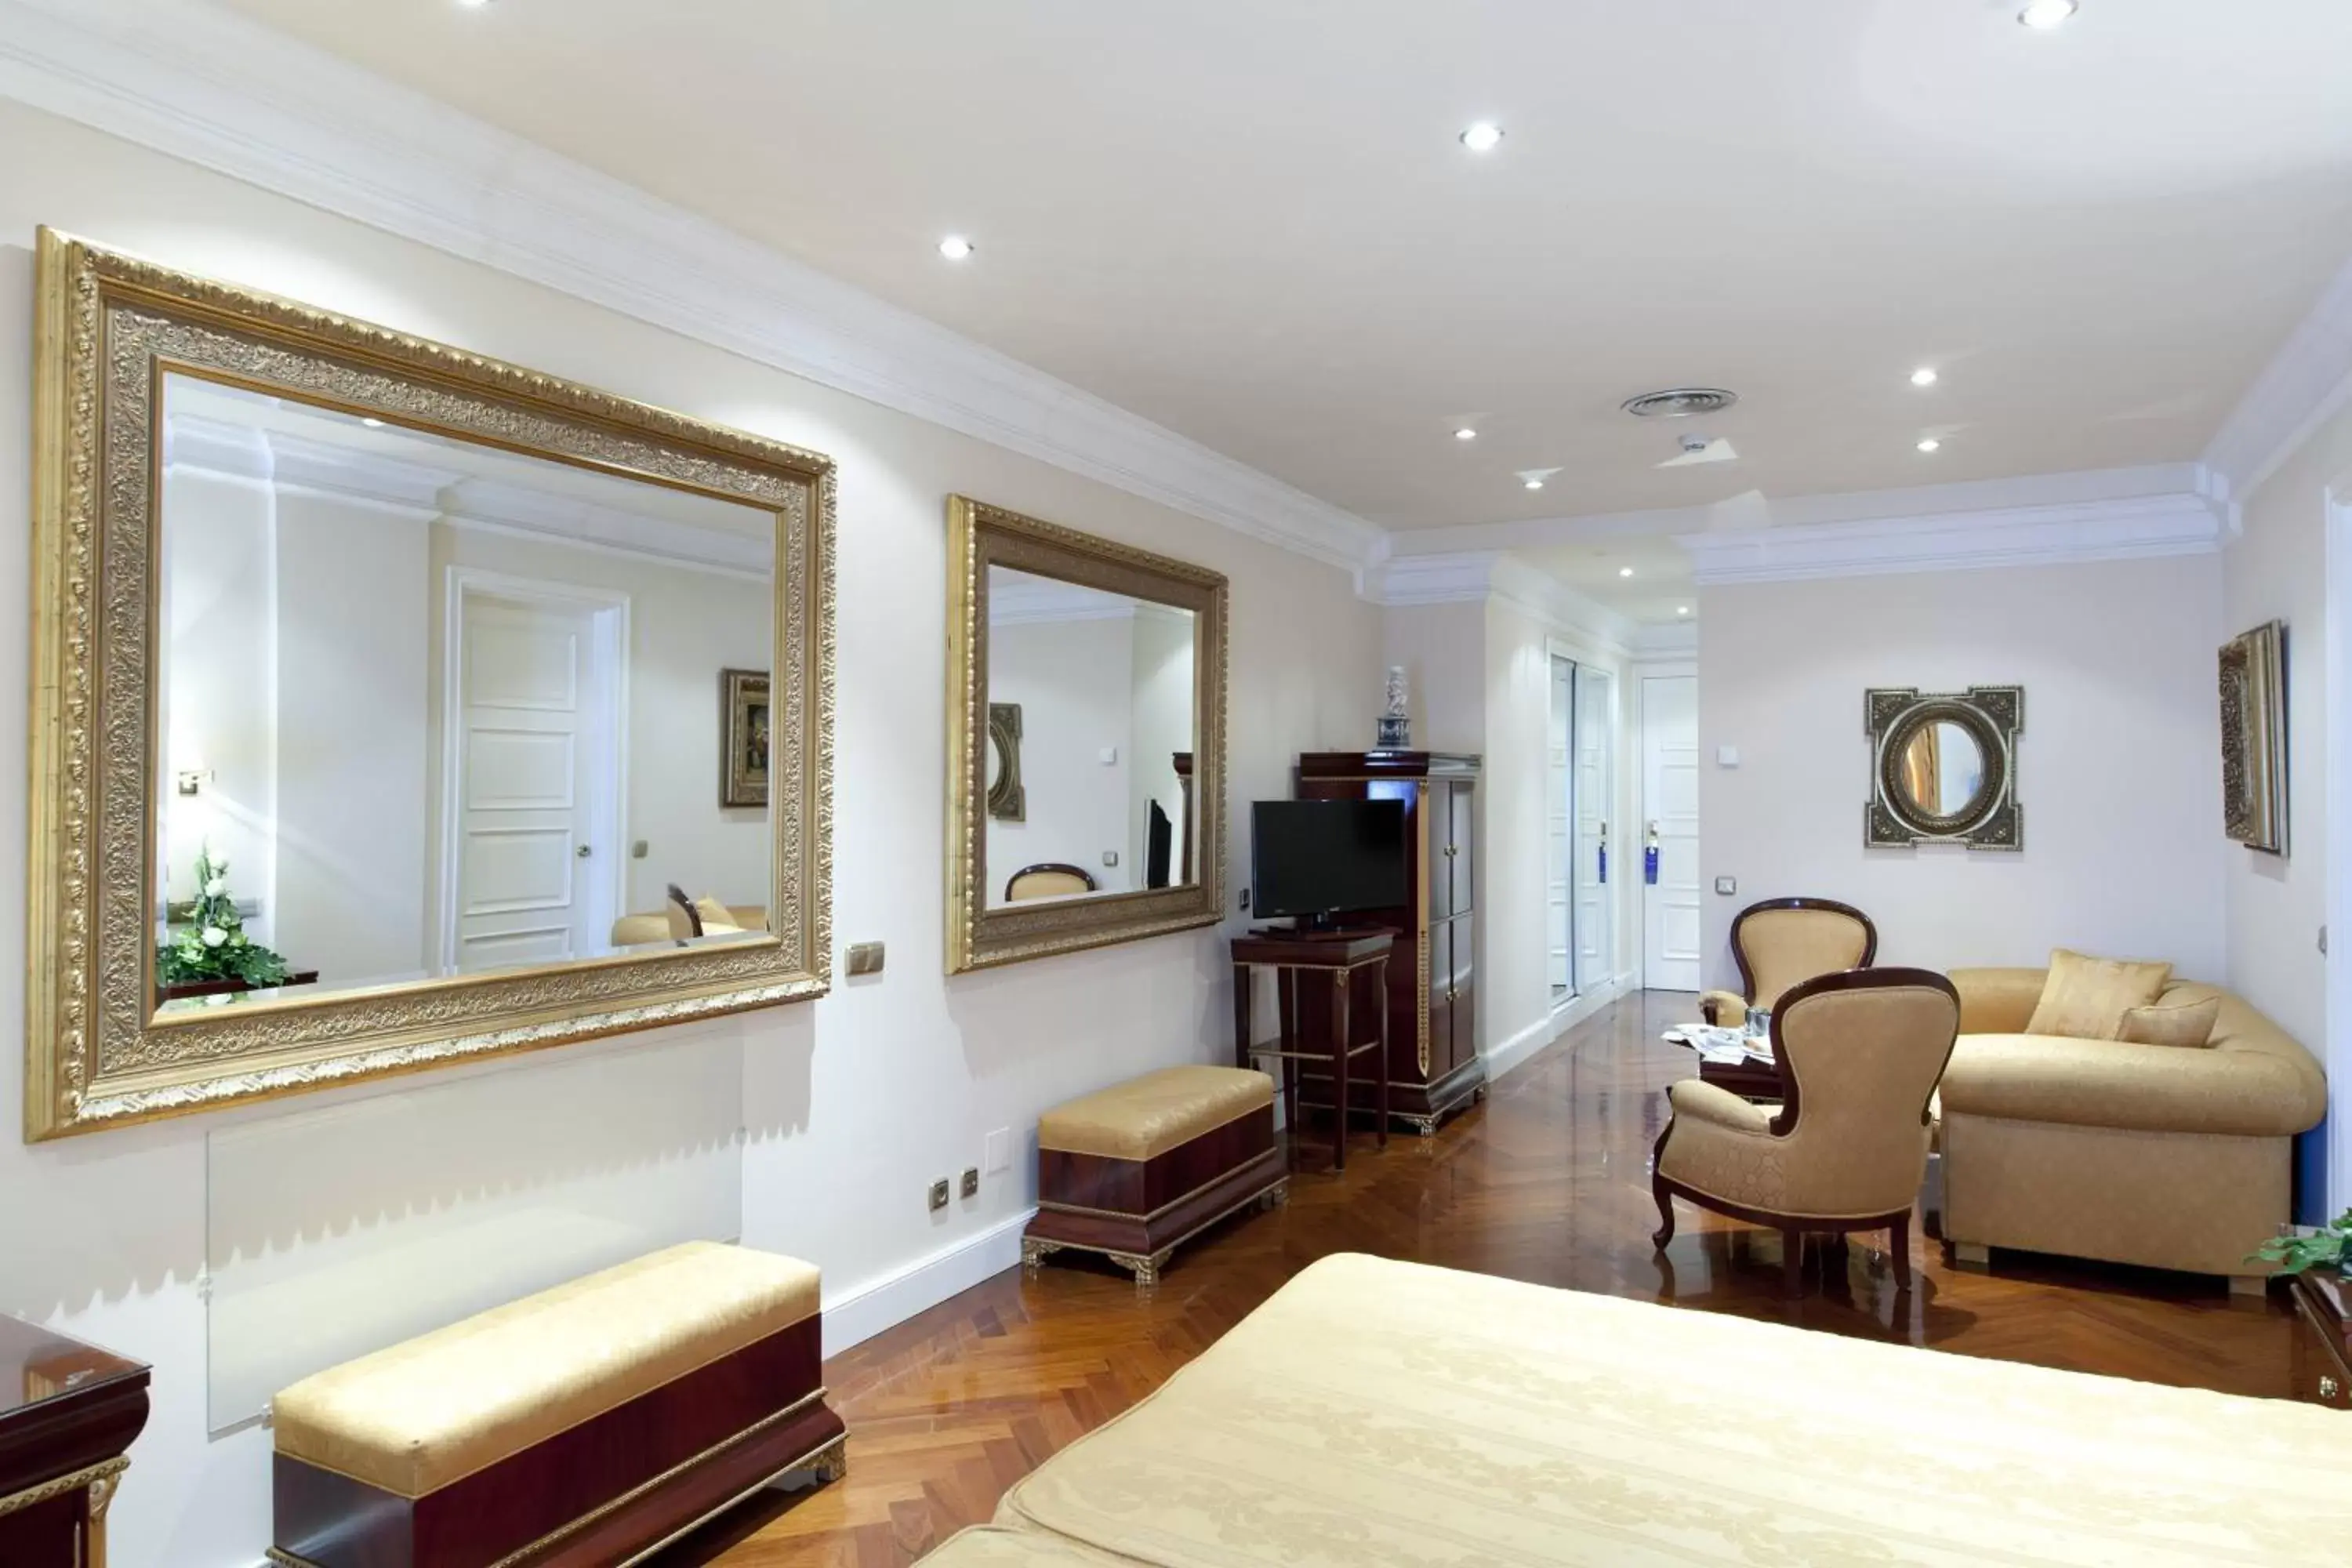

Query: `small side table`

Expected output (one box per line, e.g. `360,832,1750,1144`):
2289,1269,2350,1410
1231,930,1392,1171
0,1317,150,1568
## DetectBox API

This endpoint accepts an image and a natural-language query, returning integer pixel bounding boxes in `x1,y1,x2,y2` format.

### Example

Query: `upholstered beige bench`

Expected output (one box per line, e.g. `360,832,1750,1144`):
1022,1065,1286,1287
267,1241,844,1568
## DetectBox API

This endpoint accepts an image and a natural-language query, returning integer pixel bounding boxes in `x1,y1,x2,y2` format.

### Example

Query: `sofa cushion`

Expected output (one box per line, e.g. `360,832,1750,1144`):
2119,990,2221,1048
2025,949,2171,1040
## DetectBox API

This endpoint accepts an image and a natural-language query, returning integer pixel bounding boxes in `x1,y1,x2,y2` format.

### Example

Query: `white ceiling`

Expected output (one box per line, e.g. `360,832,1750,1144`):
214,0,2352,619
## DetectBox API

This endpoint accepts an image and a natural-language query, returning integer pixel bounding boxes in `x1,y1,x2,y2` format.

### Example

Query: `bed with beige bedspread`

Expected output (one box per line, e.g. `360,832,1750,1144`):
927,1252,2351,1565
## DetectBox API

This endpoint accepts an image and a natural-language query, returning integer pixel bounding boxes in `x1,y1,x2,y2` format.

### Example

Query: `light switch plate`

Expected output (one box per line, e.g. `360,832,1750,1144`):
1102,851,1120,868
985,1127,1012,1172
1716,745,1740,767
844,941,885,976
1715,876,1738,896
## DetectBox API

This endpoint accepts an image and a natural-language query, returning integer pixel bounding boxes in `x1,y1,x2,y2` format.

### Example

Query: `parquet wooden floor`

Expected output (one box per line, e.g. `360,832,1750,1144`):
655,990,2303,1566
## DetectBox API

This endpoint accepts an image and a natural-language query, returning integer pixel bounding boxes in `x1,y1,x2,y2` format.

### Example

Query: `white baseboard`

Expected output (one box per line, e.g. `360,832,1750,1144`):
1485,1014,1565,1084
818,1207,1036,1358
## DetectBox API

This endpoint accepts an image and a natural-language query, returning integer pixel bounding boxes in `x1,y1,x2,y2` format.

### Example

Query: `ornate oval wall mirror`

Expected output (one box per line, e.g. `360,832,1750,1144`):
945,496,1228,972
1865,687,2023,850
27,230,835,1139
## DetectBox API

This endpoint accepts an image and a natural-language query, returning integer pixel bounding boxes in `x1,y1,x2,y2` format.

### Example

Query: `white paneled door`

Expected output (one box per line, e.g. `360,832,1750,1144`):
1573,665,1614,996
1547,659,1573,998
449,588,622,974
1642,673,1701,992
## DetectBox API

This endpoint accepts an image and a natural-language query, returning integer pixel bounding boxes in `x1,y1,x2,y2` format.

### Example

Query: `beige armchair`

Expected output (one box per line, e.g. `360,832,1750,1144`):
1653,967,1960,1295
1700,896,1877,1026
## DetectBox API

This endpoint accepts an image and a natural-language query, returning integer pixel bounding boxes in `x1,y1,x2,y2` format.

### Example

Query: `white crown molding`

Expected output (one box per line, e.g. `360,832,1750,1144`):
1631,622,1699,659
446,477,773,578
989,575,1138,626
2205,250,2352,506
1391,463,2217,554
0,0,1386,575
1367,550,1637,652
1682,488,2227,586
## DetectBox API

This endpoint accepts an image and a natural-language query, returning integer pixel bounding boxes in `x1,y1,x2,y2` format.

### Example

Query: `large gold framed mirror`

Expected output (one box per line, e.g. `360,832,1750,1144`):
945,497,1227,972
26,230,833,1140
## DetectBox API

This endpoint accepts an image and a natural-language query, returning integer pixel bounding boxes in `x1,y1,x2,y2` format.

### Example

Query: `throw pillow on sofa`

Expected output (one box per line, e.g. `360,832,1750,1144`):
2118,991,2222,1048
2025,949,2172,1040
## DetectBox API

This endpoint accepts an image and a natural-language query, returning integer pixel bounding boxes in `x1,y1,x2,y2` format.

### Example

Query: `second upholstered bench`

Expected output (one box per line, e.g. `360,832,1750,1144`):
1022,1064,1286,1287
266,1241,845,1568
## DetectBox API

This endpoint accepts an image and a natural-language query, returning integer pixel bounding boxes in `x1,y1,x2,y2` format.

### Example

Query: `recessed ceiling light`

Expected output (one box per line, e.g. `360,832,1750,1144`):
1618,567,1635,579
1524,477,1544,491
1459,122,1504,153
1676,605,1690,616
938,235,975,261
456,0,494,9
1917,437,1943,452
1454,427,1477,441
361,417,385,428
2018,0,2077,28
1910,367,1939,387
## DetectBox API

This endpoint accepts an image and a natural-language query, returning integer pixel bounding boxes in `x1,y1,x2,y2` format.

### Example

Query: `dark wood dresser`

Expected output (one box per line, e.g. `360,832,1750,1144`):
1293,750,1483,1135
0,1317,151,1567
2290,1269,2350,1410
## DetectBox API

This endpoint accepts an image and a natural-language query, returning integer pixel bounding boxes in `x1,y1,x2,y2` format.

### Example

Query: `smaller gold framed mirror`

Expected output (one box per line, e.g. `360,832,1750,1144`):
1865,686,2022,850
945,497,1228,972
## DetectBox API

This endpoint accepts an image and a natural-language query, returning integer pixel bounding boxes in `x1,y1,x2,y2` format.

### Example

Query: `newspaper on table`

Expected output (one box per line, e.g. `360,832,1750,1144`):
1661,1022,1774,1065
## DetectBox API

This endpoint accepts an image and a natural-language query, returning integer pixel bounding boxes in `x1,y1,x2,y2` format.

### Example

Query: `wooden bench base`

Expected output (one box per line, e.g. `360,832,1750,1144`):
269,1316,844,1568
1024,1106,1287,1287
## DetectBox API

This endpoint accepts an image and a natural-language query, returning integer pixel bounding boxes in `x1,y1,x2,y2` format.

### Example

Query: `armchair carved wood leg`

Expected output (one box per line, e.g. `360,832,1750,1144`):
1650,1174,1676,1249
1890,1211,1913,1292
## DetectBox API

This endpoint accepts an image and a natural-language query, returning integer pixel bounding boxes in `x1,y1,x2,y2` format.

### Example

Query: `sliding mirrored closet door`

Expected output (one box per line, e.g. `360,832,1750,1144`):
1548,653,1616,1005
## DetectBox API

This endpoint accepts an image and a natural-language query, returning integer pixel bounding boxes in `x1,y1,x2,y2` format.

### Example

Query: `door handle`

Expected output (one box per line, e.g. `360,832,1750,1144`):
576,844,593,858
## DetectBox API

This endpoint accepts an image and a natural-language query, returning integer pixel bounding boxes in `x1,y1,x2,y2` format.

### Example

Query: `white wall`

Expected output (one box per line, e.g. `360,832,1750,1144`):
158,466,277,931
2222,394,2352,1218
984,615,1136,897
1698,554,2227,985
274,488,431,988
0,100,1377,1568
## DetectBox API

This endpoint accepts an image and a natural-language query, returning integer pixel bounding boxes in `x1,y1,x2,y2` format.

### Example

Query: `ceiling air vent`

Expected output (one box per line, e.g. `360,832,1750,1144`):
1621,387,1739,419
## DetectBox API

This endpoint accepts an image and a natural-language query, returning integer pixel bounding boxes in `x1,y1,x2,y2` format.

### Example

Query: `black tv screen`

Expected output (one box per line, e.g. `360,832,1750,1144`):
1251,799,1407,921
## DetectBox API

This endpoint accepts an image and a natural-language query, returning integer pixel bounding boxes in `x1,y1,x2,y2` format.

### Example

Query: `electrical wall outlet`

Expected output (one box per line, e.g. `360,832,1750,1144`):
927,1178,949,1212
960,1167,979,1200
985,1127,1012,1173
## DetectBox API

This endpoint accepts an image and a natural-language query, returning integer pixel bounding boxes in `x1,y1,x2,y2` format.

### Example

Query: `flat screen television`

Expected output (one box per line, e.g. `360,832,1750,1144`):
1250,799,1407,927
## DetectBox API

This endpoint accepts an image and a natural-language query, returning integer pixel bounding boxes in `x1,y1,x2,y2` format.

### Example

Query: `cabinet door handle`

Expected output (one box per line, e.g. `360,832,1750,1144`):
2324,1374,2343,1401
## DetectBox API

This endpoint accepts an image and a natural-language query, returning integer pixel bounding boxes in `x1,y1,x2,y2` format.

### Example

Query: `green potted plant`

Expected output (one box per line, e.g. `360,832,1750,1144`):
159,844,292,996
2249,1210,2351,1276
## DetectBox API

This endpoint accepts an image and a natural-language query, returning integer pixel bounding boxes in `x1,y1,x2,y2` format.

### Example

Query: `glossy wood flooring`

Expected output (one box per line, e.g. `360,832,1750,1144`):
661,990,2303,1566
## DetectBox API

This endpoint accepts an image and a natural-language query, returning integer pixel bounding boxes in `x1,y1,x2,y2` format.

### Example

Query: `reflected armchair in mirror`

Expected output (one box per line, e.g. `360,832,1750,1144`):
1005,863,1100,902
1699,897,1878,1027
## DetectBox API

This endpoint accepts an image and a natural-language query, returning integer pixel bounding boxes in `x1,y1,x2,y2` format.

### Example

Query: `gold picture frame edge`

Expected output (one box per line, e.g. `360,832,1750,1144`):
24,227,837,1141
942,495,1229,975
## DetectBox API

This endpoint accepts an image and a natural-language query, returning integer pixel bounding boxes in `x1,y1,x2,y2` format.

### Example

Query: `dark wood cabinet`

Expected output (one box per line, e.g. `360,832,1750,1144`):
0,1317,150,1568
1292,751,1483,1134
2290,1270,2350,1410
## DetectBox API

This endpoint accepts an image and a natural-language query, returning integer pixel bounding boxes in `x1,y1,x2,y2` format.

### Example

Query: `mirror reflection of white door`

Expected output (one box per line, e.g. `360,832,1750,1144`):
445,579,627,973
1573,665,1614,996
1641,673,1701,992
1546,659,1573,1000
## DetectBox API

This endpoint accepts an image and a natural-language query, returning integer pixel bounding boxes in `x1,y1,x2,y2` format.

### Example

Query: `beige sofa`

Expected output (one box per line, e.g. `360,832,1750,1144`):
1940,967,2328,1286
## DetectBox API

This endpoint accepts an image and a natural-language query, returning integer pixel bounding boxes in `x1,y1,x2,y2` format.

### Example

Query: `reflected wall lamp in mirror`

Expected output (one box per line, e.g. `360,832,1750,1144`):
944,495,1228,973
26,230,835,1140
1864,686,2023,850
